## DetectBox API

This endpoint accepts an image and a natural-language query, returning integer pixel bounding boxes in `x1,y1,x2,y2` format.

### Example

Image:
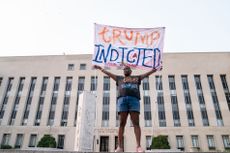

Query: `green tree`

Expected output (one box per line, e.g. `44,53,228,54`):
150,135,170,149
0,145,13,149
37,134,57,148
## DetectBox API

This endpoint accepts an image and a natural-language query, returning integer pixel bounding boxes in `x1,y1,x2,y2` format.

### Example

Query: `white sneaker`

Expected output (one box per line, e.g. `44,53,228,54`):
136,146,145,152
115,146,124,152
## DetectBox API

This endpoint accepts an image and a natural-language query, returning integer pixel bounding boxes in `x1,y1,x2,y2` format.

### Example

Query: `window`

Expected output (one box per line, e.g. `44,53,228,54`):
156,77,166,127
181,75,195,127
102,93,110,124
207,75,224,126
198,95,205,104
60,77,72,126
15,134,24,148
222,135,230,149
47,77,60,126
80,63,86,70
68,64,74,71
191,135,199,148
103,96,110,105
22,77,36,125
143,77,149,90
1,134,11,145
78,77,85,91
208,75,215,89
35,77,48,126
100,136,109,152
102,112,109,121
181,75,189,90
103,76,110,91
207,135,215,149
9,77,25,125
144,112,152,120
102,115,109,127
51,97,57,105
53,77,60,91
57,135,65,149
169,76,181,127
157,96,164,104
102,92,110,127
29,134,37,147
201,110,209,125
159,112,166,127
194,75,209,126
171,96,177,104
184,95,191,104
144,96,152,127
220,75,229,90
63,96,70,105
194,75,202,90
156,76,163,90
65,77,73,91
8,77,14,90
143,96,150,105
176,136,184,150
41,77,48,92
220,75,230,111
168,75,176,90
61,106,69,126
0,78,14,121
172,111,179,119
90,76,98,91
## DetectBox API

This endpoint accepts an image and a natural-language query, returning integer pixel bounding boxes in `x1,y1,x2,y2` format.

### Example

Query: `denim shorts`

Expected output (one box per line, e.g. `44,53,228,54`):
117,96,140,113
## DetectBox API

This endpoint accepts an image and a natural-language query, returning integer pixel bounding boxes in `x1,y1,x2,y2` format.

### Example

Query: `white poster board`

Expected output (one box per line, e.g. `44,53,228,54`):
92,24,165,70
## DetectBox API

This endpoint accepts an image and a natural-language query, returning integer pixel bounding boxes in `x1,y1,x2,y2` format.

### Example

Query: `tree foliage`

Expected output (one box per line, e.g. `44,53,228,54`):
0,145,13,149
150,135,170,149
37,134,56,148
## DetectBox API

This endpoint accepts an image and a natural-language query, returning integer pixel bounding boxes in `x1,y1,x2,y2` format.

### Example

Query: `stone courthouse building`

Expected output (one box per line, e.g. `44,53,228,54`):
0,52,230,152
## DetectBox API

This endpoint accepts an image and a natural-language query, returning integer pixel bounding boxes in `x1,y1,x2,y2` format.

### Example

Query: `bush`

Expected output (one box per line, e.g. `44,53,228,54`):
14,145,21,149
0,145,13,149
150,135,170,149
37,134,56,148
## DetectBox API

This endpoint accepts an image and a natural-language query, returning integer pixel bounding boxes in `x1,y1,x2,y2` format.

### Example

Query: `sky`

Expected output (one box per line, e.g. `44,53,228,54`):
0,0,230,56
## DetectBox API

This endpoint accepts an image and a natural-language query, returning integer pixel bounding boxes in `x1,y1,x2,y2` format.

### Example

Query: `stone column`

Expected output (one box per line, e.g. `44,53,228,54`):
75,91,96,152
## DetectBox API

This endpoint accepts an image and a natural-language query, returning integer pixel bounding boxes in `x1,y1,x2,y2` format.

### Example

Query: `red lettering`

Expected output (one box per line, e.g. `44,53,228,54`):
98,27,111,43
150,31,160,45
98,26,161,46
140,33,147,45
134,32,140,45
124,30,133,41
113,29,125,45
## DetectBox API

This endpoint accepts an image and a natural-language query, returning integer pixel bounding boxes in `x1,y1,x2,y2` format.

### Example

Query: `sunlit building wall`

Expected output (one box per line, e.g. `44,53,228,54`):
0,52,230,152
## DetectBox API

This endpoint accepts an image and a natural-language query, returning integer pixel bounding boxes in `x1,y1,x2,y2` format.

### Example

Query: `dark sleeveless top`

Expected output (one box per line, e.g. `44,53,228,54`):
116,75,141,99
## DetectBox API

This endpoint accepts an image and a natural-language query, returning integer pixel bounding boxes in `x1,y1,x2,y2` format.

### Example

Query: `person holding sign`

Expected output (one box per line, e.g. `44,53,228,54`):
94,65,162,152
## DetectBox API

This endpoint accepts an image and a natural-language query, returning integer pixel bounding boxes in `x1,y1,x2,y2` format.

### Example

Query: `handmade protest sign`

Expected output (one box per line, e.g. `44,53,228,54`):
92,24,165,69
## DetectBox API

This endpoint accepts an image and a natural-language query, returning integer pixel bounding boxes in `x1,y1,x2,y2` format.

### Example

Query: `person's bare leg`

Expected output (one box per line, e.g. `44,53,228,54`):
118,112,128,149
130,112,141,147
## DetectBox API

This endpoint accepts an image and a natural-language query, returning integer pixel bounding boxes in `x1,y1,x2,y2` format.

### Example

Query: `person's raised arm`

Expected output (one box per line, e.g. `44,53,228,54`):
94,65,117,81
140,66,162,80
